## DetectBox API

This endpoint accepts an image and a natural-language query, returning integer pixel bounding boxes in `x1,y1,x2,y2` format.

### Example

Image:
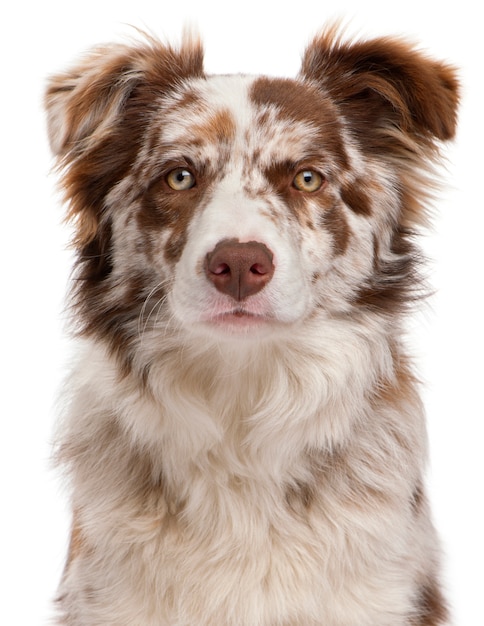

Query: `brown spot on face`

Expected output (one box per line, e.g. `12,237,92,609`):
138,175,196,232
172,88,204,113
262,160,337,235
262,160,310,220
263,160,350,255
340,179,373,216
164,231,188,263
250,77,349,170
248,147,262,168
191,108,236,146
138,162,214,264
319,201,350,255
257,199,280,227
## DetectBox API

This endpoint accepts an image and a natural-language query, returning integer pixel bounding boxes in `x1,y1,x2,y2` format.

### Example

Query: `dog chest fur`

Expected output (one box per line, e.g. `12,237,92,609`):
56,325,432,625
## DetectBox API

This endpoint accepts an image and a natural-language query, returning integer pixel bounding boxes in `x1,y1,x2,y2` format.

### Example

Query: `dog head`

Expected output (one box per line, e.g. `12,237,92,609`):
45,28,458,362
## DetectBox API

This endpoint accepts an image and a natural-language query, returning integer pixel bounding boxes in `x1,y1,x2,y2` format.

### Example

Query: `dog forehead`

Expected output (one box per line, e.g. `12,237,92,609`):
158,74,338,159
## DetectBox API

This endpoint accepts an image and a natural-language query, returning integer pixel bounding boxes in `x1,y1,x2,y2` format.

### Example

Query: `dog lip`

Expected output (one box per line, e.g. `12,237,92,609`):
216,309,264,320
230,308,257,318
207,308,271,326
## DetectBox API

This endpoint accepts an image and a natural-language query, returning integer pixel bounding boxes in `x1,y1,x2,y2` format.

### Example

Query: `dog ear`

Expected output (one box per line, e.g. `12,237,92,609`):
45,45,139,157
45,34,204,247
300,27,459,147
45,34,204,156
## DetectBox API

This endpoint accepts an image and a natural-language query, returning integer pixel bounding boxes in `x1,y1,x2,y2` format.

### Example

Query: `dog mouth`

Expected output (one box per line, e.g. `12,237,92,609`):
206,307,273,330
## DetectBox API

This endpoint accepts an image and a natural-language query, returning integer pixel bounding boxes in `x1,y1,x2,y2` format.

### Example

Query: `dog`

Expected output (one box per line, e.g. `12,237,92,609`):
45,26,459,625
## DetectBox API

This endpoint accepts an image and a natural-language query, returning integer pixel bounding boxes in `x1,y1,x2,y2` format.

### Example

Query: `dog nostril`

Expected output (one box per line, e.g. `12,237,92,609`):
205,240,275,301
212,263,231,275
250,263,266,275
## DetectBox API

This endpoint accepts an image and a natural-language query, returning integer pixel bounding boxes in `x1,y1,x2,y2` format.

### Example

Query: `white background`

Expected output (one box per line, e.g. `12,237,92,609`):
1,1,482,624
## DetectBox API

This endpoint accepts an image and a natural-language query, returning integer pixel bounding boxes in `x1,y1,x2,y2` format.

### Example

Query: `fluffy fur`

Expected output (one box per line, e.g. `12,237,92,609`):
45,27,459,625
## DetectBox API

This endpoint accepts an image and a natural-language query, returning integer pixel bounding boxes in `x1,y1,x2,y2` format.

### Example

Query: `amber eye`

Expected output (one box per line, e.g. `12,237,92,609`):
166,168,196,191
293,170,324,193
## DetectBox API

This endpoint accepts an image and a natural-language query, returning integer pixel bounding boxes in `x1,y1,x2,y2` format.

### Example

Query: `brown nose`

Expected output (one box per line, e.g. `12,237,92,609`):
205,240,275,301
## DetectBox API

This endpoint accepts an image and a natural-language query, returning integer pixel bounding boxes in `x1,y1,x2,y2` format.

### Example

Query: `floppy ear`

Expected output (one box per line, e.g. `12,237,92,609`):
45,35,204,246
45,35,204,156
300,27,459,148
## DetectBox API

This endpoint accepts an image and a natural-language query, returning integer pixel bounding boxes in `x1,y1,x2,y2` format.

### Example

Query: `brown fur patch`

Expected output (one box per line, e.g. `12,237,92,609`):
139,163,213,264
192,108,236,146
262,160,350,257
410,482,425,516
301,28,459,235
45,36,207,372
285,480,315,514
354,226,423,314
46,36,205,250
410,581,449,625
340,179,373,217
318,200,350,255
250,76,349,170
262,160,313,219
139,173,199,231
300,27,459,145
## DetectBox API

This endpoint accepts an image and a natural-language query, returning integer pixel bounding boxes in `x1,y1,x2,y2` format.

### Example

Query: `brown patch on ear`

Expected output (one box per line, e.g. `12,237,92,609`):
300,26,459,145
45,33,204,156
45,33,205,249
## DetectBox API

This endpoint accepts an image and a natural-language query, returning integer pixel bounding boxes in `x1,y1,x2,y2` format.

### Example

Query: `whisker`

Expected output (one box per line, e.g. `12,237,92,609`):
137,280,170,341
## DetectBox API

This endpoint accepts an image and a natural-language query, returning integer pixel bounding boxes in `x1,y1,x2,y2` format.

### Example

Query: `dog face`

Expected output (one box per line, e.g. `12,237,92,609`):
45,30,458,358
133,73,365,335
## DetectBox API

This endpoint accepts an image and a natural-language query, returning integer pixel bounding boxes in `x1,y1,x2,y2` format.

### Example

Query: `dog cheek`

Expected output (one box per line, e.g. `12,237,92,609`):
163,231,189,265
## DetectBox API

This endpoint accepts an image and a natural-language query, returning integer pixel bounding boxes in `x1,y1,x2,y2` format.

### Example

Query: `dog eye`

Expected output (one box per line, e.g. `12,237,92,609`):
293,170,324,193
166,168,196,191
